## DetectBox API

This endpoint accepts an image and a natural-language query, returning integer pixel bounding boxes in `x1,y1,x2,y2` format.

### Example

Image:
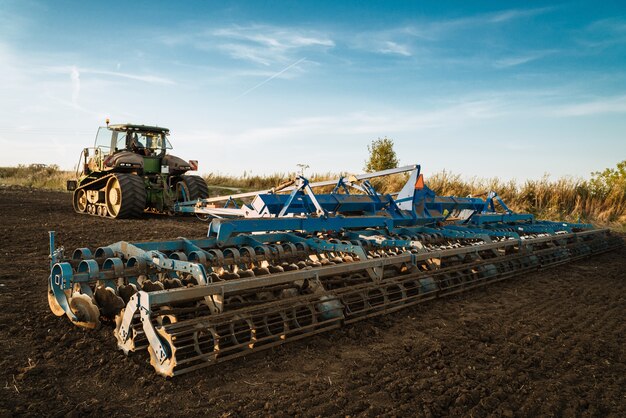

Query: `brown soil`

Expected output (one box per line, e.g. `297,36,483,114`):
0,187,624,417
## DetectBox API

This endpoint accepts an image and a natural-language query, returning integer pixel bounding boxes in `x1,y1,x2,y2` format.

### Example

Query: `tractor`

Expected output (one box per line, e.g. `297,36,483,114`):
67,122,208,218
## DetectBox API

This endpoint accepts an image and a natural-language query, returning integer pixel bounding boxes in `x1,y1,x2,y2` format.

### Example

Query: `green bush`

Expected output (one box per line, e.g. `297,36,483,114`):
364,137,399,172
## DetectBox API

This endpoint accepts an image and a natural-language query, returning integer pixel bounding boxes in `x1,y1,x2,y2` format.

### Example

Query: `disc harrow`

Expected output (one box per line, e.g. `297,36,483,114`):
47,164,623,377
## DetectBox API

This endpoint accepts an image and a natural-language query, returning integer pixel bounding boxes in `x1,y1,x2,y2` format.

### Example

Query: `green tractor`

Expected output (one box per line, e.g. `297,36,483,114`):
67,122,208,218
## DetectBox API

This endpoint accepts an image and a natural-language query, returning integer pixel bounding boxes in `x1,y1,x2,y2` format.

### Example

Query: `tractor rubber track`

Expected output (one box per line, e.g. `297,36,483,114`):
182,175,209,200
72,173,114,214
72,173,146,218
113,174,147,219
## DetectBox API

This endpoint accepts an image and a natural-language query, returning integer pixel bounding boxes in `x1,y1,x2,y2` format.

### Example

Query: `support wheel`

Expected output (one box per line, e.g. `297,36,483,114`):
176,175,209,202
73,188,88,213
105,174,146,218
149,328,176,377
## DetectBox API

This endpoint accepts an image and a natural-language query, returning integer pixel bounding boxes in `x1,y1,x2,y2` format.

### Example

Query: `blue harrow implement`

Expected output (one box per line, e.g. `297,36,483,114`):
48,164,622,376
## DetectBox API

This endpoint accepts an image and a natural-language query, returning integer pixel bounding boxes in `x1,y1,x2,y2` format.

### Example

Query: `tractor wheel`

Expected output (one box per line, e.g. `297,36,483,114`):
73,188,88,213
177,175,209,202
105,174,147,218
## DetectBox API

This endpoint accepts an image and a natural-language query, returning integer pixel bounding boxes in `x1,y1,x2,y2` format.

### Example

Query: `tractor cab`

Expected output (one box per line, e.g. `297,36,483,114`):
79,123,192,177
95,124,173,157
88,124,171,174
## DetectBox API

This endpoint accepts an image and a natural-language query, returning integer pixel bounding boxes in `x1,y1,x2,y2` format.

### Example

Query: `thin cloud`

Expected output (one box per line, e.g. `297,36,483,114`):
210,100,504,144
578,17,626,48
493,50,555,68
213,27,334,48
48,93,106,118
43,65,175,85
162,24,334,66
235,57,307,99
161,9,553,66
213,26,333,65
488,7,554,23
418,7,554,37
348,7,553,57
377,41,412,57
586,18,626,34
70,66,80,103
217,42,276,66
348,28,422,57
83,69,175,85
552,95,626,117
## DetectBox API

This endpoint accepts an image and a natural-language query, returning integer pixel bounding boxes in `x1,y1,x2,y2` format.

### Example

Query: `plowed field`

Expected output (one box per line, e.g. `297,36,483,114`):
0,187,624,417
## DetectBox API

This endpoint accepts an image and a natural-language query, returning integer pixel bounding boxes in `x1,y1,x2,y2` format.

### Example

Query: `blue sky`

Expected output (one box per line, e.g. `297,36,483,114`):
1,1,625,180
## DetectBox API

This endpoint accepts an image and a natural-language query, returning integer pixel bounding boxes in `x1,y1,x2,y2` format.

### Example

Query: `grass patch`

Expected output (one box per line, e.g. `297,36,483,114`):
0,164,74,190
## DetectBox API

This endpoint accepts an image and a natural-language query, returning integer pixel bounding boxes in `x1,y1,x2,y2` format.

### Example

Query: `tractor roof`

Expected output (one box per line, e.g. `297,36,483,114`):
107,124,170,134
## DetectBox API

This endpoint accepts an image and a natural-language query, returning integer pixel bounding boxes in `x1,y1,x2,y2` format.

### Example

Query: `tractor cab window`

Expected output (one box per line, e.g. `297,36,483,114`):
127,132,172,156
95,127,128,155
113,132,127,151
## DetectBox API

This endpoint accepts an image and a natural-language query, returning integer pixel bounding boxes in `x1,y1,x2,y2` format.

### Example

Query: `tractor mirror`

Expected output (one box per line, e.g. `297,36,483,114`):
66,180,78,191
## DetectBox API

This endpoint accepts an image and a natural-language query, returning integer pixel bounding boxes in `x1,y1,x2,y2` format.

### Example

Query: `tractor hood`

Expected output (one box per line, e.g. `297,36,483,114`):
162,154,192,174
103,151,192,174
105,151,144,170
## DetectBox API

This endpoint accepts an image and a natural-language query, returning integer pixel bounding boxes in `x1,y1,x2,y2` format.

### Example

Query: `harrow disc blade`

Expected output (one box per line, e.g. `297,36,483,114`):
94,286,125,318
47,281,65,317
69,293,101,329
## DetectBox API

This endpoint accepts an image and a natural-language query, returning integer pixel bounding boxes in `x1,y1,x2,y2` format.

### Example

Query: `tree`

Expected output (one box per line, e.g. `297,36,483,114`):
589,160,626,197
364,137,399,172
